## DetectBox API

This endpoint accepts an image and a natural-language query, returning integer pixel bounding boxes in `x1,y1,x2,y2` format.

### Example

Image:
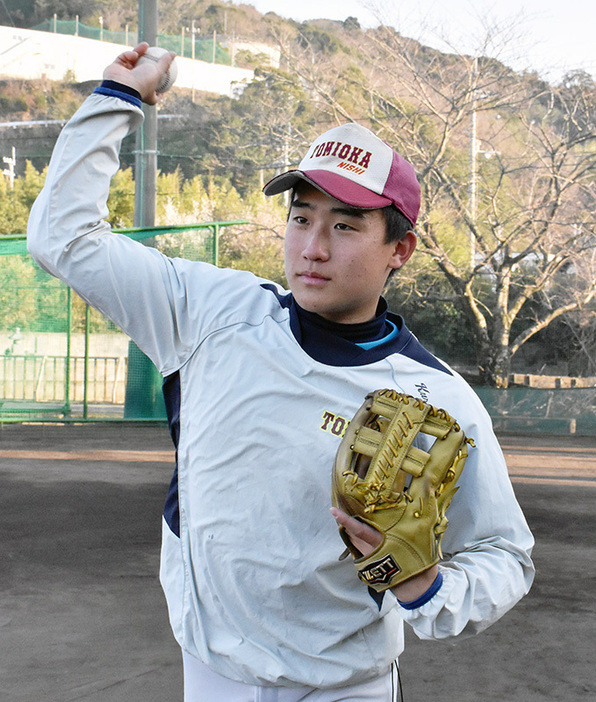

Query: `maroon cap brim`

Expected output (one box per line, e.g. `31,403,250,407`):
263,170,392,209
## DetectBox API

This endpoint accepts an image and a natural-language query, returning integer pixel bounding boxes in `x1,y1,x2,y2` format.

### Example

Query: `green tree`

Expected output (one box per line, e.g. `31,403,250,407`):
198,67,318,192
0,256,37,331
106,167,135,228
154,176,287,282
0,162,46,235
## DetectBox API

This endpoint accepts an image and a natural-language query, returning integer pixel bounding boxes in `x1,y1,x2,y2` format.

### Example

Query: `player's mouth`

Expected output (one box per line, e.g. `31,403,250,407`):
297,271,331,286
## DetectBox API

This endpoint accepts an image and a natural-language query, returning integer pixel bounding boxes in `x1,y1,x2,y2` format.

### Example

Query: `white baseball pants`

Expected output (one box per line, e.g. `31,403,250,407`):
182,651,402,702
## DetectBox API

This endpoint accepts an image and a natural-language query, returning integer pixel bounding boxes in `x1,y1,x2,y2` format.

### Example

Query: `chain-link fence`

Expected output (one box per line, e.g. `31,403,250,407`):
32,19,232,65
0,221,244,422
3,223,594,433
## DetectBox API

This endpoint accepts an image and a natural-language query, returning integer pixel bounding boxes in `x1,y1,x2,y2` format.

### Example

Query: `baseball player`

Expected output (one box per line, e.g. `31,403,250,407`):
27,44,534,701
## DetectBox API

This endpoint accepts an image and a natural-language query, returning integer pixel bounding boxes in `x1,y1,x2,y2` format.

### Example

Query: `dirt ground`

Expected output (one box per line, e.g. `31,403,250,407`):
0,423,594,702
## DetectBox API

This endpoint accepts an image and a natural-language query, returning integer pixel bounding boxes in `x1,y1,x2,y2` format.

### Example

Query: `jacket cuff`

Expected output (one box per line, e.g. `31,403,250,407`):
397,571,444,610
94,80,143,108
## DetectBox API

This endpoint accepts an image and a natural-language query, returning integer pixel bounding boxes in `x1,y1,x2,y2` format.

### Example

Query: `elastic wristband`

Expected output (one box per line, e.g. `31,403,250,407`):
397,571,443,610
94,81,142,108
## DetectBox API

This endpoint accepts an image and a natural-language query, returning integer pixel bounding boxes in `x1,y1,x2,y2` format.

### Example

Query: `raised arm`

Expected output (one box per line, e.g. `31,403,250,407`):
26,45,197,375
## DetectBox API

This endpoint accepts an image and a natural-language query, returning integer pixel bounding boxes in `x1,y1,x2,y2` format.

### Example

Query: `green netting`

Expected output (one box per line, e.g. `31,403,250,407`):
0,222,244,422
32,19,232,66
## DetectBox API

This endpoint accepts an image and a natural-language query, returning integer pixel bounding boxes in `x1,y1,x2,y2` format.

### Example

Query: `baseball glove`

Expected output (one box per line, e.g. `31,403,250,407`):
331,389,472,592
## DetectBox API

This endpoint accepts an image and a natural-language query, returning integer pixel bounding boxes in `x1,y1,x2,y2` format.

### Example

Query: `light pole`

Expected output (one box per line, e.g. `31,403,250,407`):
126,0,165,420
2,146,16,188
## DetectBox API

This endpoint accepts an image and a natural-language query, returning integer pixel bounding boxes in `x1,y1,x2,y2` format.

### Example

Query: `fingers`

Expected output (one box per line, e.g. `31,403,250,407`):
330,507,383,555
102,44,176,105
132,42,149,57
157,51,176,72
337,511,381,545
113,43,148,69
330,507,357,532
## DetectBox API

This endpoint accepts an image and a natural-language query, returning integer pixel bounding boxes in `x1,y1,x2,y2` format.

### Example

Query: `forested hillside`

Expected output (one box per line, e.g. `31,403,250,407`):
1,1,595,384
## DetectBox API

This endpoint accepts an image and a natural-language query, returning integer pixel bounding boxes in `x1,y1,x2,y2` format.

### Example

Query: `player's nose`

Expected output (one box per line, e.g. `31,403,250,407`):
301,228,330,261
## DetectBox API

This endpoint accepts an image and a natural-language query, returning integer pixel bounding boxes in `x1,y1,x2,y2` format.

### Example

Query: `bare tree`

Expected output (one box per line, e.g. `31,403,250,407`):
273,22,596,386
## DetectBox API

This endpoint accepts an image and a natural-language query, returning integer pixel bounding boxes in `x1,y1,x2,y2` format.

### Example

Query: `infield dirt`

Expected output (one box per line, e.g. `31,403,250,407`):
0,423,594,701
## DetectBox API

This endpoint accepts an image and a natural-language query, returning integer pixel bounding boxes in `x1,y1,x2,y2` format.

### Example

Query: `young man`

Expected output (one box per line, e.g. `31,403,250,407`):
27,45,534,701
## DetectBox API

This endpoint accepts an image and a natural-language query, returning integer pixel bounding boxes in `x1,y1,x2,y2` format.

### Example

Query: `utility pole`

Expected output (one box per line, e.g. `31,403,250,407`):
134,0,158,228
469,105,477,219
191,20,196,102
468,57,479,268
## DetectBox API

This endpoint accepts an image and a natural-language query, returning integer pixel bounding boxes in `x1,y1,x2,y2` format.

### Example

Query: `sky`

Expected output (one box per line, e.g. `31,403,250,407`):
231,0,596,83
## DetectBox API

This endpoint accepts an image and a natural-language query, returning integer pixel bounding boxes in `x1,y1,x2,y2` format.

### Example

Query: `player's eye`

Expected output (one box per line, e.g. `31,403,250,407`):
335,222,354,231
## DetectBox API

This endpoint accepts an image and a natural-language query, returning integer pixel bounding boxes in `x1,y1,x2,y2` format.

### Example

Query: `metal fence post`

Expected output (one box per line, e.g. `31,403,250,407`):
63,287,72,415
83,303,90,419
213,224,219,266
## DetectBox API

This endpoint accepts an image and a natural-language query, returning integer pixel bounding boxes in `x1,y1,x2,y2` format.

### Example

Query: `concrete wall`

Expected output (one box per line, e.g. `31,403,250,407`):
0,331,129,358
0,25,254,97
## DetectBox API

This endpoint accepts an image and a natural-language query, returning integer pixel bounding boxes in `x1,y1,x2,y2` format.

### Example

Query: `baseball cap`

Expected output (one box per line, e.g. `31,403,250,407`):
263,122,420,225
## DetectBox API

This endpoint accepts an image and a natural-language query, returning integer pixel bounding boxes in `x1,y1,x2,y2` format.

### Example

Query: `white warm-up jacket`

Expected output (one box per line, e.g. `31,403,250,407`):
27,90,534,688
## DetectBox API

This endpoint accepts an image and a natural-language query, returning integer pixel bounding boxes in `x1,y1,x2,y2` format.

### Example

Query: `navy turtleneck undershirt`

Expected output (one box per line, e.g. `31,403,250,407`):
295,298,398,348
259,283,451,373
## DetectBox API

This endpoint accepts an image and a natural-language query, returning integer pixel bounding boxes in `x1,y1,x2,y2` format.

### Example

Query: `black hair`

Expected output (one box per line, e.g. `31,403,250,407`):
380,204,414,244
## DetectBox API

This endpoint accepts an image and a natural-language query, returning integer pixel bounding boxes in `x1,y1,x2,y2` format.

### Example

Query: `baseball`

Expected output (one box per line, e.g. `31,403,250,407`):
137,46,177,93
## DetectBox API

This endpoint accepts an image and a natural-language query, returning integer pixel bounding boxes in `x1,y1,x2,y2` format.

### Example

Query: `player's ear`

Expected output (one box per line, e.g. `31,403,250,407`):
388,230,417,271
